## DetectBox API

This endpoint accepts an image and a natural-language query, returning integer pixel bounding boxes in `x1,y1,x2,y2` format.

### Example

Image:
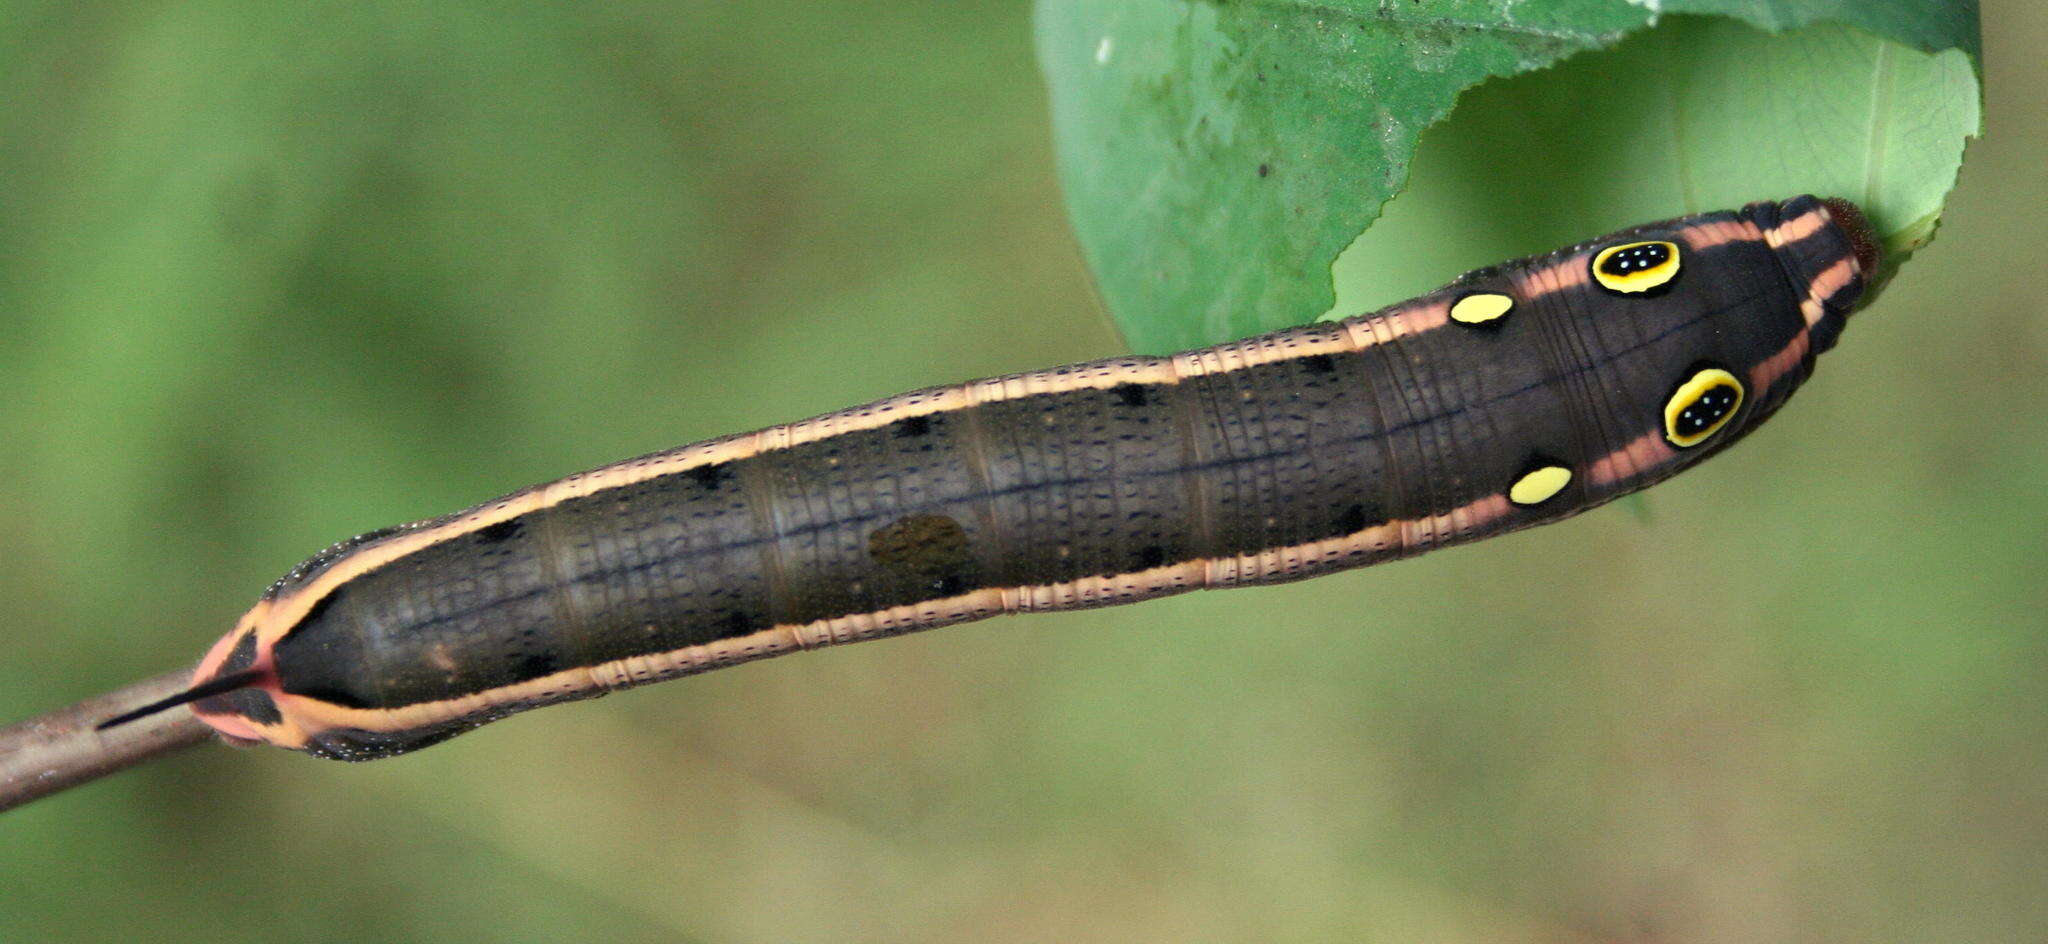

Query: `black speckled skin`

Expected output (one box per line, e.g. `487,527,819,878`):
243,197,1868,755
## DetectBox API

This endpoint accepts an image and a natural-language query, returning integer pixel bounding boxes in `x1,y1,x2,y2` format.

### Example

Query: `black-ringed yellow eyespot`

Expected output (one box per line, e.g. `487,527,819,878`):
1664,367,1744,447
1591,240,1681,294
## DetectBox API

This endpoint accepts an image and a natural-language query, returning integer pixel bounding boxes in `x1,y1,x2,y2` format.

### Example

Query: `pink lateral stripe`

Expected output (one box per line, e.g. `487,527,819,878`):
1753,255,1859,396
1511,255,1590,299
1748,328,1812,400
1764,208,1830,249
1678,218,1763,250
1588,429,1679,487
1796,257,1859,328
1340,298,1451,352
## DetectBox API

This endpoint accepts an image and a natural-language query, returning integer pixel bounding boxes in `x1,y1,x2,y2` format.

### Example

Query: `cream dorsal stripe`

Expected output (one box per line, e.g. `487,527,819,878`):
98,197,1879,760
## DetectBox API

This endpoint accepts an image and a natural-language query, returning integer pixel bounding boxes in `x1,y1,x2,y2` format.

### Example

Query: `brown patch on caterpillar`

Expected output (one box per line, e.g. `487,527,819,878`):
868,514,977,593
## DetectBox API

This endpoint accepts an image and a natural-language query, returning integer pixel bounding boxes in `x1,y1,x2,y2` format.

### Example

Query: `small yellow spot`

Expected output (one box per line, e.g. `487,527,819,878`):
1591,240,1682,294
1450,292,1515,324
1509,465,1573,507
1663,367,1744,447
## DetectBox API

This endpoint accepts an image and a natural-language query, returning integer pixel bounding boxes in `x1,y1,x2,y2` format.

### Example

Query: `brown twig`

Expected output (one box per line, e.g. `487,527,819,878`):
0,668,218,813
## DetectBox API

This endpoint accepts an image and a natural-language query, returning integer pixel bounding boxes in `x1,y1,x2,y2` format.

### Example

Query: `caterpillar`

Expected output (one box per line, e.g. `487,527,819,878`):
103,196,1880,760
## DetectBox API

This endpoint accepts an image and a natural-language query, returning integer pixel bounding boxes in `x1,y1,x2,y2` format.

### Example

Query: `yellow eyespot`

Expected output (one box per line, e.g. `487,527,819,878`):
1450,292,1515,325
1508,465,1573,507
1591,240,1681,294
1664,367,1744,447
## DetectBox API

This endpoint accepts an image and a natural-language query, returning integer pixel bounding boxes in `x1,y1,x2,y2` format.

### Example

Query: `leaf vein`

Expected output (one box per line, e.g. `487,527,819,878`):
1237,0,1627,44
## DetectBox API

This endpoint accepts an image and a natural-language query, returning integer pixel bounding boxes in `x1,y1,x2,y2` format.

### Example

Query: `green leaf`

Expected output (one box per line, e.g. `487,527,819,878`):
1036,0,1981,353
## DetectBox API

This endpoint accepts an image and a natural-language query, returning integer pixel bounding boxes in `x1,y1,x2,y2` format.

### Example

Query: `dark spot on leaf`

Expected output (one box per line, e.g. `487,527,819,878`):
1257,163,1271,178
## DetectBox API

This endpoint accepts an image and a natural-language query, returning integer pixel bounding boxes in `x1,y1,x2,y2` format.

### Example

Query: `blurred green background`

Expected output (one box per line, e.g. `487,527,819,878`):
2,2,2041,941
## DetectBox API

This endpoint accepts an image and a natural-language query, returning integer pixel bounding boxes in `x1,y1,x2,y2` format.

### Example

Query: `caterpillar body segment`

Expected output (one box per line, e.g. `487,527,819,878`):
149,196,1875,759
